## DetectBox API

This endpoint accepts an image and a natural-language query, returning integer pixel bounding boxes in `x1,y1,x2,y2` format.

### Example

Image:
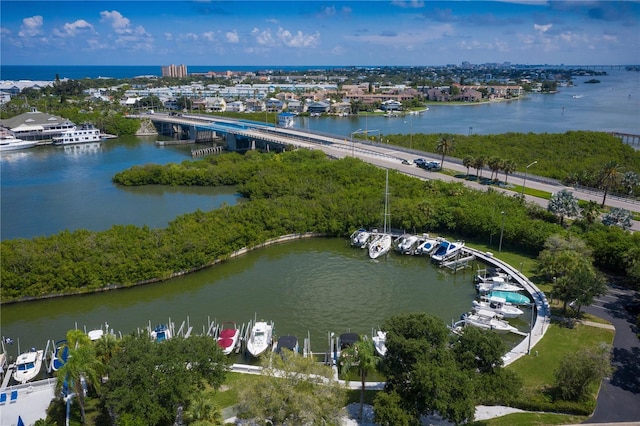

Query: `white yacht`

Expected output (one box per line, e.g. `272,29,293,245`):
472,295,524,318
350,228,372,248
458,309,518,334
52,123,103,145
430,240,465,263
372,330,387,356
0,132,37,151
395,234,419,254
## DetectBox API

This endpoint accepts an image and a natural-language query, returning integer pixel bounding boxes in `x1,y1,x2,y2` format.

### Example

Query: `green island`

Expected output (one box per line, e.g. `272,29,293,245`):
2,141,639,425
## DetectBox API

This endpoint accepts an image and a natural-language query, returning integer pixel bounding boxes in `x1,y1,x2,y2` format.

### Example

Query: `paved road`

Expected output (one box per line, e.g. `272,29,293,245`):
581,287,640,424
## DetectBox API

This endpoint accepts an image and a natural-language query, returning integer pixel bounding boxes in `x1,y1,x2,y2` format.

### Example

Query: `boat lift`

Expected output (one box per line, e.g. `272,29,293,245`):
440,249,475,272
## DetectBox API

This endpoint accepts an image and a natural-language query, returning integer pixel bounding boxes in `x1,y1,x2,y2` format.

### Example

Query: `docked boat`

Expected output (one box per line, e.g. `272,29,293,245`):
476,277,522,294
369,233,392,259
458,309,518,334
350,228,372,248
489,290,531,305
474,267,510,284
395,234,419,254
275,335,299,355
472,295,524,318
217,322,240,355
150,324,172,342
246,320,274,357
52,123,103,145
372,330,387,356
430,240,465,263
334,332,360,363
368,170,392,259
415,235,440,255
0,132,37,152
51,340,69,372
13,348,44,384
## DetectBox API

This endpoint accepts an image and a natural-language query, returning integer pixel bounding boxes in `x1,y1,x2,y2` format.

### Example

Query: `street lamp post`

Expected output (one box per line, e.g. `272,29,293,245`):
521,160,538,197
404,119,413,150
350,129,362,157
498,211,505,252
468,126,473,136
527,301,536,355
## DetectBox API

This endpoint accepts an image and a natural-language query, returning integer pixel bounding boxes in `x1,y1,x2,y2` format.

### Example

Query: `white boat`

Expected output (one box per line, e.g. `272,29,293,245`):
372,330,387,356
395,234,419,254
489,290,531,305
474,267,510,284
369,233,392,259
368,170,392,259
52,123,103,145
350,228,371,248
13,349,44,384
415,235,440,255
150,324,172,342
430,240,465,262
217,322,240,355
459,309,518,334
472,296,524,318
0,132,37,151
475,277,522,294
246,320,274,357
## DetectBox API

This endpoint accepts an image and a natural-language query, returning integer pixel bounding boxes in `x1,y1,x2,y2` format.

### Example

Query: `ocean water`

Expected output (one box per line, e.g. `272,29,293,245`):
0,65,345,81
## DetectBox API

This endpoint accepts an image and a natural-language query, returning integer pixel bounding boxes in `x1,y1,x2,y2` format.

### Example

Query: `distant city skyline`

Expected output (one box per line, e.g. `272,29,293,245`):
1,1,639,67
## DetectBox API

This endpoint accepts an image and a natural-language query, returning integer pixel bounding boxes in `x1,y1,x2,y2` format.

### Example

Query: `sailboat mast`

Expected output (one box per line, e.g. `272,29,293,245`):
383,170,389,234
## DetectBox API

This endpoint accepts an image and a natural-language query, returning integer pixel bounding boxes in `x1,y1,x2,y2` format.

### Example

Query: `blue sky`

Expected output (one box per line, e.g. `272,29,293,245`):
1,1,639,66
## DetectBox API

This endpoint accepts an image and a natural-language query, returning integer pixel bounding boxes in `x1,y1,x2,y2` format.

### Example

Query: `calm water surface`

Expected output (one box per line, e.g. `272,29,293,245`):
0,238,531,358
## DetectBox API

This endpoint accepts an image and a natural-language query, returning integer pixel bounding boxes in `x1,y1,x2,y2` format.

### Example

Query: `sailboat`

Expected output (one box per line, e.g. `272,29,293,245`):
369,170,392,259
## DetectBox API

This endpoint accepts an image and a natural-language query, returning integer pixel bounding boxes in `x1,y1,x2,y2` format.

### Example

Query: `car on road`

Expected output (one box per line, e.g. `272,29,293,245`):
402,159,413,165
414,158,427,166
417,160,441,171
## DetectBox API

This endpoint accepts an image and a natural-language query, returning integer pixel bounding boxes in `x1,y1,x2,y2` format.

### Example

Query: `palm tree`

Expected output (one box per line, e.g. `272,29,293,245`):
598,161,623,207
436,134,455,169
473,155,486,180
581,200,601,224
462,156,474,177
502,159,517,184
94,332,120,366
183,391,224,425
487,156,502,181
340,338,379,421
548,189,580,226
55,344,103,424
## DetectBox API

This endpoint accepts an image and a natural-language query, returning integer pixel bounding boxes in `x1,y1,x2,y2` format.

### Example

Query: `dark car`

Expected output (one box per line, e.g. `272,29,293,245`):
414,158,426,166
423,161,441,171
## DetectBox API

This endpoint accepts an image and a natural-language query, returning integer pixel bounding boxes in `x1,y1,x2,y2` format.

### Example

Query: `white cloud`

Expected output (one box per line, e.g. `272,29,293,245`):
276,27,320,48
164,32,173,41
100,10,130,34
253,27,275,46
226,30,239,43
391,0,425,8
202,31,215,42
534,23,552,33
19,15,43,38
53,20,94,38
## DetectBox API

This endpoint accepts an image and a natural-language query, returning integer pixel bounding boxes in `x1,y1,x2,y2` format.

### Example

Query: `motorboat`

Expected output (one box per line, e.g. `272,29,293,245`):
458,309,518,334
395,234,419,254
472,296,524,318
334,332,359,363
150,324,172,342
369,233,392,259
350,228,371,248
52,123,103,145
489,290,531,305
275,335,299,355
51,340,69,372
13,348,44,384
246,320,274,357
430,240,465,262
476,277,522,294
217,322,240,355
0,132,37,152
474,267,510,284
415,235,440,255
372,330,387,356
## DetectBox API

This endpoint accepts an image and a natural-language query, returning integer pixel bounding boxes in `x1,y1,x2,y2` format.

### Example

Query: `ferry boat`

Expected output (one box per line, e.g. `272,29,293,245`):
52,124,103,145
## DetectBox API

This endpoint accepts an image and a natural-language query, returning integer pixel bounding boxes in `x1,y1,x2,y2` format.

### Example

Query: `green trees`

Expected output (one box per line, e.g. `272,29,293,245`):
236,350,347,424
102,334,229,425
554,344,612,401
374,313,520,425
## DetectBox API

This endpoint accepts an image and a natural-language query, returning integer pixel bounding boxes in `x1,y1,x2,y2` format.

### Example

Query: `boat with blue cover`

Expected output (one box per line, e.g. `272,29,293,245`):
488,291,531,305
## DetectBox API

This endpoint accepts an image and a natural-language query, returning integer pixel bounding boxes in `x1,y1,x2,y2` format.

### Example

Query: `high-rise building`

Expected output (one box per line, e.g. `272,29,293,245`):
161,64,188,78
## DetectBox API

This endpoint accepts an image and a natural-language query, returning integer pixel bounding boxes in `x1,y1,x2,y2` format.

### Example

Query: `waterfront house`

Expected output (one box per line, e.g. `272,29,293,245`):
226,101,246,112
0,108,75,141
307,101,331,115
